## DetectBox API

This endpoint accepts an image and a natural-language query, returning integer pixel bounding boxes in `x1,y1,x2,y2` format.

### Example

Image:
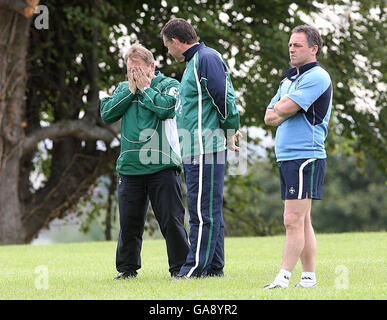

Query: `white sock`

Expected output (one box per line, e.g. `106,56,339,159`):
273,269,292,287
300,272,316,285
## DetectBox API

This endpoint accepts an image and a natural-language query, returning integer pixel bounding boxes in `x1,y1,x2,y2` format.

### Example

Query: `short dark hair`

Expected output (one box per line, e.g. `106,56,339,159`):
161,18,198,44
291,25,323,57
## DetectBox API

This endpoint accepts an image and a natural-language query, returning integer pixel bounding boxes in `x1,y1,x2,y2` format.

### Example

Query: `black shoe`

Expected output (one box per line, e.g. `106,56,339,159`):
205,272,224,278
114,271,137,280
205,269,224,277
170,270,180,278
173,273,189,280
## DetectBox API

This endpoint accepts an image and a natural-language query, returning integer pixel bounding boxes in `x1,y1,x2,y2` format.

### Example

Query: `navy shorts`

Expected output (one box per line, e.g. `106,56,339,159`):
278,158,326,200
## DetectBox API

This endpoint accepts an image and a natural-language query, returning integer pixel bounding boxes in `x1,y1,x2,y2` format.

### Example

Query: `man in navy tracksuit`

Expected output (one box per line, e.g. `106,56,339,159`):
161,18,241,278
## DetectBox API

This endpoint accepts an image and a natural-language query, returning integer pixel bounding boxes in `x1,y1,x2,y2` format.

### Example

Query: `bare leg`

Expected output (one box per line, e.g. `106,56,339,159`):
300,208,316,272
281,199,312,272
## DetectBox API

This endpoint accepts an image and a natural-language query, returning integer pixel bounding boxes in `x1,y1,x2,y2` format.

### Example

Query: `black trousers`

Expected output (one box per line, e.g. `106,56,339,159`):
116,168,189,275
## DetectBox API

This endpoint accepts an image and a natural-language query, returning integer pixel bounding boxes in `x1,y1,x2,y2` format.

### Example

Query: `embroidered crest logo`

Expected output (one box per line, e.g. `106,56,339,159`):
289,187,296,195
168,87,179,98
283,79,292,87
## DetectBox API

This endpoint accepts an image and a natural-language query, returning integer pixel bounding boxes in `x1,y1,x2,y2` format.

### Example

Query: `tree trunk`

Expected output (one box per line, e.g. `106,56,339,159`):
0,2,123,244
0,9,31,244
105,170,116,241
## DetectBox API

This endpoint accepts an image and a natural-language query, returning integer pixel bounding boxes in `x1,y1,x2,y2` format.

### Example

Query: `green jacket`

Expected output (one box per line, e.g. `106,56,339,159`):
100,71,181,175
176,42,240,159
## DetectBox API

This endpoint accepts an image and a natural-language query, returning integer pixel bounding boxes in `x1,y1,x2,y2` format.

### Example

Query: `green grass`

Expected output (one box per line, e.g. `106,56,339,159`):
0,232,386,300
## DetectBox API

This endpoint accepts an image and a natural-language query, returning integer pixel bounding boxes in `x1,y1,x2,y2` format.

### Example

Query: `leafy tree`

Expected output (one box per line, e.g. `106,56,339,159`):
223,160,284,236
312,154,387,233
228,154,387,236
0,0,384,244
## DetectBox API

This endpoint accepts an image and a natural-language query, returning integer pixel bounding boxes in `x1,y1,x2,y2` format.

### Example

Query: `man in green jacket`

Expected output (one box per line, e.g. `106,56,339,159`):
100,44,189,279
161,18,241,278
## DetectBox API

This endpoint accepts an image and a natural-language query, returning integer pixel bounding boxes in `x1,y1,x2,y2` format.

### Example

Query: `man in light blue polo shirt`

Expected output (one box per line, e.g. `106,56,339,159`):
264,25,333,289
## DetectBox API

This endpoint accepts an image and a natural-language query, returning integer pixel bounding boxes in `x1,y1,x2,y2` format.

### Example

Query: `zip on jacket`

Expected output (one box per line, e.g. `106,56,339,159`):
177,42,240,159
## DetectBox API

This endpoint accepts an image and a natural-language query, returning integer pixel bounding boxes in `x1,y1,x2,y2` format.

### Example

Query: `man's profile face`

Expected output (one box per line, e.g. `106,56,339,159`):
162,36,185,63
288,32,317,68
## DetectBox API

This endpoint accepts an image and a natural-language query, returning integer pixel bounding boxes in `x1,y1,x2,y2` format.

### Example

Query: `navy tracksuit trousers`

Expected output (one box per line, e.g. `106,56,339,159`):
179,151,226,277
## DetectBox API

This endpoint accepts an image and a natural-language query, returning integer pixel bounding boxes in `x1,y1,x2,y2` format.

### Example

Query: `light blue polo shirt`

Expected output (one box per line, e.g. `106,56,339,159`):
268,62,333,161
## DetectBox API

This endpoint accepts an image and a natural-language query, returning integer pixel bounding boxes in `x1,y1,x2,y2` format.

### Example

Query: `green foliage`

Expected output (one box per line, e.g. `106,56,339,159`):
225,154,387,236
26,0,386,237
76,175,162,239
313,154,387,233
224,160,283,236
31,1,385,160
31,144,52,185
76,176,118,235
320,1,387,172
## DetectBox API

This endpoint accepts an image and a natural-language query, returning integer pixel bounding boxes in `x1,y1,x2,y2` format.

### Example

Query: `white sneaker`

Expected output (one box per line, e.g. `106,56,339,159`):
294,282,318,288
263,269,291,290
263,282,288,290
295,272,317,288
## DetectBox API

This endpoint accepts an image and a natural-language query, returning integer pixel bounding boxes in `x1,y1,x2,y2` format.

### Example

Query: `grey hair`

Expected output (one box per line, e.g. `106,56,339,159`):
124,43,154,66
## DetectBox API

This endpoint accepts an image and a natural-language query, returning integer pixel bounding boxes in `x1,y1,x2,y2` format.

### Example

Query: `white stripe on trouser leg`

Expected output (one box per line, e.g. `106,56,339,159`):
187,53,204,278
298,159,316,199
186,154,203,278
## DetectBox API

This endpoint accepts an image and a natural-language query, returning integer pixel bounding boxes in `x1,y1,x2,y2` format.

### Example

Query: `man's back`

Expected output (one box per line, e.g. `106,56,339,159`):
177,42,239,159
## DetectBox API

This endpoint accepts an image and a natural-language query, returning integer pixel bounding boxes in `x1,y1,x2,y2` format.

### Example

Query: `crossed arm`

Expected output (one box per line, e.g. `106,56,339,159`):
264,96,301,127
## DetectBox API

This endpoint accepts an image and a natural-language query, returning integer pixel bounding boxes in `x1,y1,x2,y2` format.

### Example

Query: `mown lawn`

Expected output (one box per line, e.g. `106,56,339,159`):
0,232,386,300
